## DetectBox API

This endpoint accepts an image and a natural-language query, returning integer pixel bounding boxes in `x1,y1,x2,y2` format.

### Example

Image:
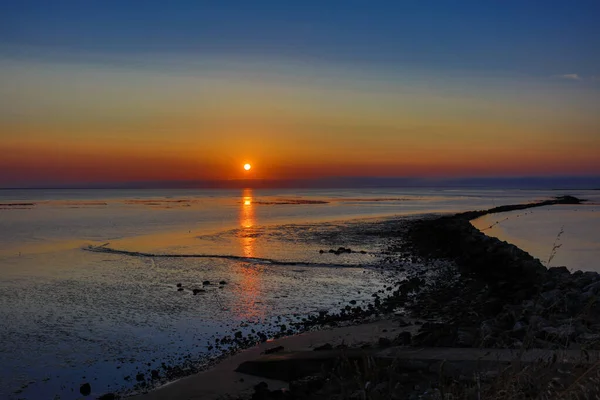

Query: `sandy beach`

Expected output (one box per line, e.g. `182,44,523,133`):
133,318,416,400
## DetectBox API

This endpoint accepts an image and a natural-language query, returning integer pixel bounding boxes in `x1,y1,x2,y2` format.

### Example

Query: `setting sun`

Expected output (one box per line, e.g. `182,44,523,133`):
244,163,252,171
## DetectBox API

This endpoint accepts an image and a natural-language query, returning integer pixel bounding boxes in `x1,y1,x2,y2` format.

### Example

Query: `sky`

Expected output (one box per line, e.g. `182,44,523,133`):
1,0,599,187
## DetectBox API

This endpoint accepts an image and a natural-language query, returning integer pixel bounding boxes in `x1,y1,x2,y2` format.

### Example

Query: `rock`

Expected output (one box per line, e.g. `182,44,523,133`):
176,283,182,287
219,280,228,285
540,289,561,304
289,376,326,396
548,266,570,276
512,321,527,340
395,331,412,345
98,394,116,400
136,373,145,382
349,300,357,305
583,281,600,294
177,287,184,292
151,369,160,379
264,346,284,354
192,288,205,295
252,382,270,399
313,343,333,351
203,280,211,285
513,321,527,332
378,337,392,348
80,383,91,396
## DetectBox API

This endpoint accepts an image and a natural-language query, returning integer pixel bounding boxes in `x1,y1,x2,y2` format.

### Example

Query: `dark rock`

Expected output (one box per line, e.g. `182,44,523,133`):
289,376,326,396
583,281,600,295
192,288,205,295
349,300,357,305
264,346,284,354
548,266,570,276
151,369,160,379
251,382,270,400
313,343,333,351
395,331,412,345
176,283,182,288
136,373,145,382
80,383,91,396
219,280,228,285
177,287,184,292
540,289,561,304
203,280,211,285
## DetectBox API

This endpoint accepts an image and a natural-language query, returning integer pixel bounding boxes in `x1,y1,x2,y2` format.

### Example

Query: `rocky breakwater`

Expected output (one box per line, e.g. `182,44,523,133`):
397,195,600,350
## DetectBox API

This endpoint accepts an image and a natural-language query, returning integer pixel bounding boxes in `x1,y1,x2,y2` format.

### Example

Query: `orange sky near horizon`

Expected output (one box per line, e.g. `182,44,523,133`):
1,56,599,186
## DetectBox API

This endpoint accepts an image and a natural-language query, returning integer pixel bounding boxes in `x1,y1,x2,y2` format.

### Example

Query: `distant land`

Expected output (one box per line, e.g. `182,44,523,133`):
2,176,600,190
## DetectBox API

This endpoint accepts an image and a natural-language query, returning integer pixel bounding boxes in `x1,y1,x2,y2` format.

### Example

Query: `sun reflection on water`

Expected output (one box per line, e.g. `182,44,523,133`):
236,188,263,320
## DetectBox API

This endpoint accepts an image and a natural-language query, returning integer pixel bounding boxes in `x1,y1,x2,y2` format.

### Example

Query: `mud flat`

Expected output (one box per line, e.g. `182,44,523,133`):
124,196,600,400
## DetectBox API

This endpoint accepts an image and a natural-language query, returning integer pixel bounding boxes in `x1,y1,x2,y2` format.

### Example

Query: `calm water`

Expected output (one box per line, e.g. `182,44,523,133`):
1,188,598,399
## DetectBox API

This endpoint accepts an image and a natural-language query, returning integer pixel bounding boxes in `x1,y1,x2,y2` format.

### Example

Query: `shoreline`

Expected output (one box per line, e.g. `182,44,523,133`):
119,195,599,400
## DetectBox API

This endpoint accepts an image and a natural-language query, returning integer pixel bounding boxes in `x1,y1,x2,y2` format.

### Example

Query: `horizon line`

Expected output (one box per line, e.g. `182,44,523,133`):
2,176,600,190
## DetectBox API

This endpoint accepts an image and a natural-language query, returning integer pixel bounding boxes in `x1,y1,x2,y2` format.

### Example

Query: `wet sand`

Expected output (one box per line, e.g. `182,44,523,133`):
133,317,416,400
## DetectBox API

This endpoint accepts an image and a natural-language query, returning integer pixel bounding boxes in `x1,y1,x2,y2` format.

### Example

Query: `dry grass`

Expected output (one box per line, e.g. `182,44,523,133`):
321,350,600,400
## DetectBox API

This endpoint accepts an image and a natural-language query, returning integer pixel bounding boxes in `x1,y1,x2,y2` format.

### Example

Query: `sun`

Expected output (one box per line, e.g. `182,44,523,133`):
244,163,252,171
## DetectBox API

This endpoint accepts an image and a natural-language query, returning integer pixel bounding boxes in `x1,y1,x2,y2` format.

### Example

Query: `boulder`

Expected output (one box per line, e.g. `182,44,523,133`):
80,383,91,396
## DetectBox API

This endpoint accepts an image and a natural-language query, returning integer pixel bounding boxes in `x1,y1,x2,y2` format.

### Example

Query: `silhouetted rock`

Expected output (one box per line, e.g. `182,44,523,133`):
202,280,211,286
80,383,91,396
264,345,284,354
313,343,333,351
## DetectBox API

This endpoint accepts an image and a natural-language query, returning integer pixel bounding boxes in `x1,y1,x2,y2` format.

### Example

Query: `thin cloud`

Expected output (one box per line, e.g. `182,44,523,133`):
553,73,582,81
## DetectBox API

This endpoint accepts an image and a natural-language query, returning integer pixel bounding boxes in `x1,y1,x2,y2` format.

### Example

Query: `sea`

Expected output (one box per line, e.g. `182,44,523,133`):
1,187,599,399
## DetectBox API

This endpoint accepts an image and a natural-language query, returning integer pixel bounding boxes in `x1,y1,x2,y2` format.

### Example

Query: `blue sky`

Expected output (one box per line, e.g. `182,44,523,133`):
2,0,599,77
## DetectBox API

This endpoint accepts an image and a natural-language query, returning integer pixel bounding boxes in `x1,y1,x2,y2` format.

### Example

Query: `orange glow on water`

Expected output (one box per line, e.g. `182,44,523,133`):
235,188,263,320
